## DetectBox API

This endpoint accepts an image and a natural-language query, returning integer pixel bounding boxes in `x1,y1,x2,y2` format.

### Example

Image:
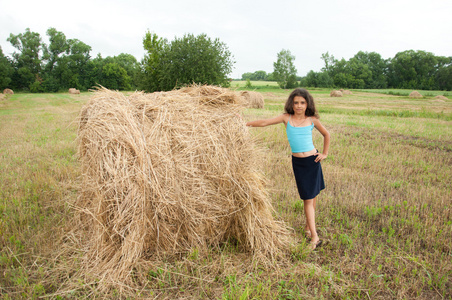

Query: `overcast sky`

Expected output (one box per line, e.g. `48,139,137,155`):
1,0,451,79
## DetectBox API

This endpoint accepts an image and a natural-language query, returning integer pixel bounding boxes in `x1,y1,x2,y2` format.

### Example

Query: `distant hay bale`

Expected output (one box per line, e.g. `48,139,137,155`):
343,90,353,95
330,90,343,97
240,91,265,108
3,88,13,95
74,85,292,289
409,91,423,98
435,95,448,101
69,88,80,94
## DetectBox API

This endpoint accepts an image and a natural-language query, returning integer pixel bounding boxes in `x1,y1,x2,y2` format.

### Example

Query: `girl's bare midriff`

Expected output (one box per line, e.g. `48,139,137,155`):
292,148,317,158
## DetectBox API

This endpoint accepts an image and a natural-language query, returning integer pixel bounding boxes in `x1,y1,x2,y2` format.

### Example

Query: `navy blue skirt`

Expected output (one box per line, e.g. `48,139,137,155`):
292,155,325,200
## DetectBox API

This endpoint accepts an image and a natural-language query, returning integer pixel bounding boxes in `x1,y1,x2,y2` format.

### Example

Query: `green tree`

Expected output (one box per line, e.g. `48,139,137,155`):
351,51,387,88
436,61,452,91
41,28,69,92
85,53,106,88
241,70,269,81
101,62,131,90
7,28,44,90
273,49,297,89
241,72,253,80
113,53,139,89
321,52,336,74
388,50,438,89
266,72,275,81
0,46,14,90
330,58,354,88
157,33,234,91
253,70,267,80
139,31,167,92
66,39,92,89
317,72,333,88
43,28,68,73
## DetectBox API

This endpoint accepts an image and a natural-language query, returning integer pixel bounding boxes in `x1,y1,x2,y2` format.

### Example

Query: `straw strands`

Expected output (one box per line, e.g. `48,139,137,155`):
73,85,293,290
240,91,265,108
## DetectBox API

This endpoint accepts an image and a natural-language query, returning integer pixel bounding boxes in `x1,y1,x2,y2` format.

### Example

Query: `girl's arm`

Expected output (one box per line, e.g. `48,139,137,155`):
246,114,287,127
312,118,330,162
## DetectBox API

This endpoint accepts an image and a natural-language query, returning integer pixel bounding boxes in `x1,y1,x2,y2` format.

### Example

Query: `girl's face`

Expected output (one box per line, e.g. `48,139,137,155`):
293,96,307,115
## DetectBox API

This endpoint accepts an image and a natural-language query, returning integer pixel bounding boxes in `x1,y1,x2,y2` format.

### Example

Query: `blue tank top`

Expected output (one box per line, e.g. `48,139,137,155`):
286,116,315,153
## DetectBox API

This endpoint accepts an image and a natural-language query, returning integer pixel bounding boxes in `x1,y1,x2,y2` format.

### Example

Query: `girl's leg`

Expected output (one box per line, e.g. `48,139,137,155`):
304,198,320,247
304,197,317,234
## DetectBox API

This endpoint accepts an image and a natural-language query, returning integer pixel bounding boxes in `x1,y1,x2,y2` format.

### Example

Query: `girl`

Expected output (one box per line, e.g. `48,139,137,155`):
246,88,330,250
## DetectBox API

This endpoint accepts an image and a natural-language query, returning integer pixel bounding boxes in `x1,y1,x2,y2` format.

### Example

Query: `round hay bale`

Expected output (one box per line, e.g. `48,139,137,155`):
343,90,353,95
75,86,292,287
330,90,343,97
409,91,423,98
0,94,5,101
240,91,265,109
69,88,80,94
3,88,14,95
435,95,448,101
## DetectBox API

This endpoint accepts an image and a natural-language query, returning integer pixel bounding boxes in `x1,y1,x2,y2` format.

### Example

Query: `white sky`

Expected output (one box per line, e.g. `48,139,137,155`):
1,0,451,79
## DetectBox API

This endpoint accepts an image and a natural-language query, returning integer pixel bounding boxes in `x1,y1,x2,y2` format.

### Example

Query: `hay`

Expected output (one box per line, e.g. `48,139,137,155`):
74,85,293,290
69,88,80,94
409,91,423,98
3,88,13,95
342,90,353,95
330,90,343,97
240,91,265,109
435,95,448,101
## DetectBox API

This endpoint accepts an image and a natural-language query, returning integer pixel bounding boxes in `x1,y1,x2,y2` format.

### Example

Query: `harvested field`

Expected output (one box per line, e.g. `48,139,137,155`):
1,86,451,299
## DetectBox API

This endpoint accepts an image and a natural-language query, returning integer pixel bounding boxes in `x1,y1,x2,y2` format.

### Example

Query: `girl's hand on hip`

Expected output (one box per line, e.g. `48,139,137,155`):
314,153,327,162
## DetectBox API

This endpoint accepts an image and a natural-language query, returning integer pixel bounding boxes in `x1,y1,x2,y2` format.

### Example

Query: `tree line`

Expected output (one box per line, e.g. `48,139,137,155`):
0,28,233,93
244,50,452,91
1,27,451,93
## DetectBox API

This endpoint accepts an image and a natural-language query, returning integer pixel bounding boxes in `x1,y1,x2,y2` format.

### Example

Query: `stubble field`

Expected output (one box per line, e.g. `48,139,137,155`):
0,85,451,299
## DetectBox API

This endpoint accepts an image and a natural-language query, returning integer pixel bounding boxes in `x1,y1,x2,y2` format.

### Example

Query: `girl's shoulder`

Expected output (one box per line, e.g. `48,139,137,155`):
310,116,323,126
309,116,319,122
282,113,291,122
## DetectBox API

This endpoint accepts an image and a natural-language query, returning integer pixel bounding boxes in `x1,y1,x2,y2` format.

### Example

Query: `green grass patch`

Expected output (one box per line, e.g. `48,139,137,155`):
319,107,452,121
356,89,451,98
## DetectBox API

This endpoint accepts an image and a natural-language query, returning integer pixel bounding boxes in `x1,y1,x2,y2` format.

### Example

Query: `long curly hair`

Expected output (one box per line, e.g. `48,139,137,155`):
284,88,319,118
